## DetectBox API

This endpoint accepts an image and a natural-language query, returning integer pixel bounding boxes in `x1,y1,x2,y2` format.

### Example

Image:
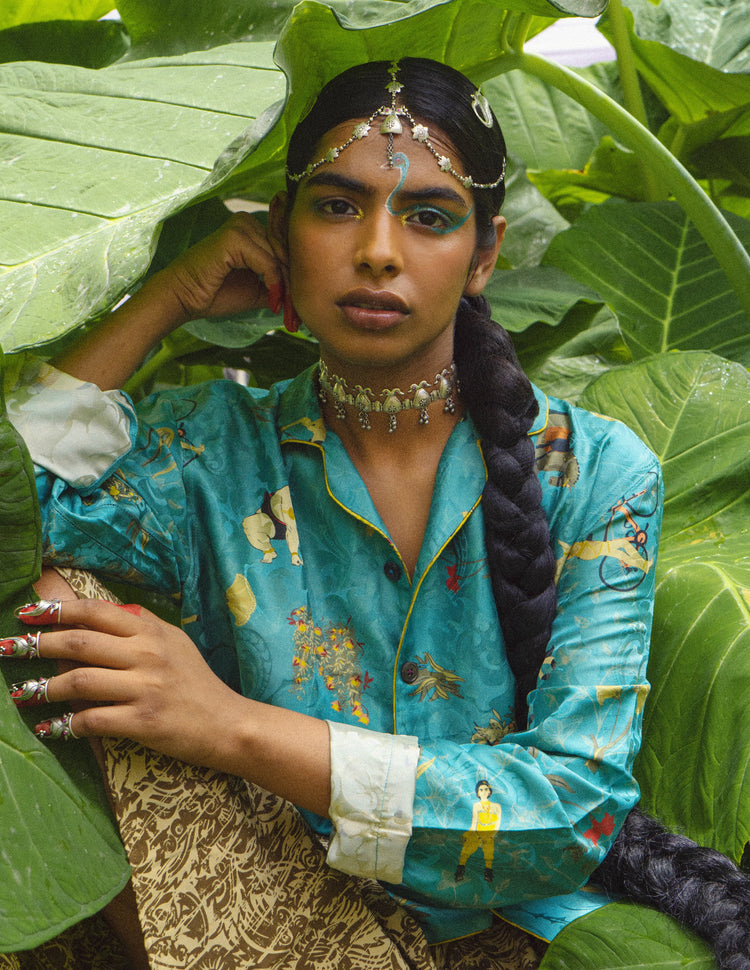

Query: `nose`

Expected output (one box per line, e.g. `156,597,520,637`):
354,208,403,278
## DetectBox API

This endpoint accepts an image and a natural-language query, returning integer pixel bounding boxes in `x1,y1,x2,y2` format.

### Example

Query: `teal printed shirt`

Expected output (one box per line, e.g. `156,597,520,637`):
18,364,663,943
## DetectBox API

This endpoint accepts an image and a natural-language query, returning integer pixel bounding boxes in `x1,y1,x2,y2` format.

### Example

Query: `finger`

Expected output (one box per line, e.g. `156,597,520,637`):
219,213,285,287
32,627,132,669
37,704,144,743
15,597,144,633
11,666,131,707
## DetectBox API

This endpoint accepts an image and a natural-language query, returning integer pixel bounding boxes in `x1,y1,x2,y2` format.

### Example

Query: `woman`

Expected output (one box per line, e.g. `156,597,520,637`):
4,58,748,968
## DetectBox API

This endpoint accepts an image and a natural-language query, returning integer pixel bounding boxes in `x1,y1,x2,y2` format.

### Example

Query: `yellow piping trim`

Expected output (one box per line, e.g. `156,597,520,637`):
283,434,486,734
391,454,485,733
491,909,550,943
285,437,408,576
528,389,550,437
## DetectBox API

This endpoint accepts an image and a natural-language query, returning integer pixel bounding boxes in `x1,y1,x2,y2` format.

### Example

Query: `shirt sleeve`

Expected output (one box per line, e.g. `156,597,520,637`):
6,360,190,594
5,357,136,488
326,721,419,883
407,439,662,909
326,423,662,912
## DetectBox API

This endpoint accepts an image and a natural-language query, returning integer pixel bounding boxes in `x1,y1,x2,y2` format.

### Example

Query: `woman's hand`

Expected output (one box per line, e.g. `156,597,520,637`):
6,598,246,768
160,210,287,322
4,596,332,815
53,210,289,390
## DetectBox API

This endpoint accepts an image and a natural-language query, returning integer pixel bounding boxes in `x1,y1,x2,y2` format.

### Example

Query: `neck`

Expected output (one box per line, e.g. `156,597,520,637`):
317,358,460,438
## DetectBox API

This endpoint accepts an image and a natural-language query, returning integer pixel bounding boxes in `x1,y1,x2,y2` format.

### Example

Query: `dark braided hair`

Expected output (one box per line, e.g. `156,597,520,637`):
453,293,556,723
287,57,750,967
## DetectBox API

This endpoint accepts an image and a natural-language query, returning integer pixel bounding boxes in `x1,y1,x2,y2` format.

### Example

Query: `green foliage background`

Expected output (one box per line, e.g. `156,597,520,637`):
0,0,748,964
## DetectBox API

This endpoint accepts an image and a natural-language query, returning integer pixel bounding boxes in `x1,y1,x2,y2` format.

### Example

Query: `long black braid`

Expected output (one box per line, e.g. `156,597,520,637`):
453,294,556,723
289,56,750,969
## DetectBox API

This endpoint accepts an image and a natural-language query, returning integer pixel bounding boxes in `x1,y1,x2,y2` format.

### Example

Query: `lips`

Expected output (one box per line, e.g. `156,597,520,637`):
337,289,409,330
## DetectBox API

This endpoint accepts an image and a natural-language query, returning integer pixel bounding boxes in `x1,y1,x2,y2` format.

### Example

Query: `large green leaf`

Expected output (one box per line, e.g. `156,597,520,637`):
496,158,570,269
543,200,750,364
0,352,40,601
485,62,619,173
0,41,285,353
539,901,715,969
598,4,750,159
580,351,750,865
619,0,750,74
0,610,131,950
484,265,603,332
528,136,646,219
0,0,112,32
513,301,629,402
0,350,130,950
117,0,607,60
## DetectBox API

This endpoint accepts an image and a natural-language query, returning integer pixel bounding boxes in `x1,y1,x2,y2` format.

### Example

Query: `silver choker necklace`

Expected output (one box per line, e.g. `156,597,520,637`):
317,359,458,432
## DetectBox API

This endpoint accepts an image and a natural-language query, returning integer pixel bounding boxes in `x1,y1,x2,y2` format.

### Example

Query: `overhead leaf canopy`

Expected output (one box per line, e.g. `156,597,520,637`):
0,0,612,355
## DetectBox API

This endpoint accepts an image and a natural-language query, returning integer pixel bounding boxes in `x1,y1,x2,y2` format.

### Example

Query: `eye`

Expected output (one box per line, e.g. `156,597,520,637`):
315,198,360,218
404,206,460,233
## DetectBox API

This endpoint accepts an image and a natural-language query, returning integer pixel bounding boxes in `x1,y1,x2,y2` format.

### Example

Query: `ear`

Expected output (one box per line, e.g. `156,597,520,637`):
464,216,506,297
267,191,290,268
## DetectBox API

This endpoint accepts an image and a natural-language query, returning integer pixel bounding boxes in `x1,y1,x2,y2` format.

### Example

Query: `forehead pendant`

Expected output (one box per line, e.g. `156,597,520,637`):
286,61,506,190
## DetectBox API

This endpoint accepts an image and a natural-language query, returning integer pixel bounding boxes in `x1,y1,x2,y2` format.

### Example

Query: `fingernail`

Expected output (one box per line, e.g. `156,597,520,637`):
118,604,142,616
10,678,49,707
0,633,41,659
268,281,283,315
15,600,62,624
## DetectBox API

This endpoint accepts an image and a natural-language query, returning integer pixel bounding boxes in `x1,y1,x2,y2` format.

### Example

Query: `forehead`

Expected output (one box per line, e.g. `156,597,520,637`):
306,118,472,197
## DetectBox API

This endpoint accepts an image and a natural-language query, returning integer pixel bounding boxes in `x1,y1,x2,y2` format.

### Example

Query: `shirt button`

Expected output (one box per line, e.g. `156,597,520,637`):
400,661,419,684
384,560,402,582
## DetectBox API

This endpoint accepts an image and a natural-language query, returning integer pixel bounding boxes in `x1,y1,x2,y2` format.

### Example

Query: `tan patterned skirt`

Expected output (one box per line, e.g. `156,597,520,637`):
2,571,546,970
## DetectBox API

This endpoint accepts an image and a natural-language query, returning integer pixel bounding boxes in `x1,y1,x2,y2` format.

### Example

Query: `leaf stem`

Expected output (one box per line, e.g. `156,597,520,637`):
477,52,750,320
606,0,662,200
509,14,533,52
500,12,519,53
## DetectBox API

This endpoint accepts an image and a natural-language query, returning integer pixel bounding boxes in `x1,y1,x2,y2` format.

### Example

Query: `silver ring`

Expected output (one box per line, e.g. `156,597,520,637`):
36,713,79,741
0,631,41,659
10,677,50,706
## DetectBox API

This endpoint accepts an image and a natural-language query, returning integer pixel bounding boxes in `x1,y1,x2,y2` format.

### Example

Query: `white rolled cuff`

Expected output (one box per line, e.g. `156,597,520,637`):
326,720,419,884
6,359,136,489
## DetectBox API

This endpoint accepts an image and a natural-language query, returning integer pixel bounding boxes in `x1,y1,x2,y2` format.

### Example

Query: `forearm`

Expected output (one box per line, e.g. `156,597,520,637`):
53,270,189,390
212,693,332,818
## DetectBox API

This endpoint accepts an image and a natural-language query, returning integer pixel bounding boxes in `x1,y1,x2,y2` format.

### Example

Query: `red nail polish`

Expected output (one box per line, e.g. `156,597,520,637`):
268,281,283,315
1,634,41,658
283,290,300,333
10,678,49,706
118,604,142,616
15,600,62,624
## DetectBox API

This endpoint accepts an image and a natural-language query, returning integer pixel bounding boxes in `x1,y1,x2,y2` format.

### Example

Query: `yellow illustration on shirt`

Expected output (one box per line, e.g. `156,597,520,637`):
288,607,372,725
455,780,502,885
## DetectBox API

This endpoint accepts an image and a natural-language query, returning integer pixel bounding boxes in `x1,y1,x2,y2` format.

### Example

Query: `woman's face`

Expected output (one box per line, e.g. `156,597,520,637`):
273,119,504,377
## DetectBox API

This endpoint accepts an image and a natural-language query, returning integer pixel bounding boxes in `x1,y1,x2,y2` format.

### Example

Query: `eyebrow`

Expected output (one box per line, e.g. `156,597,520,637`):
303,171,470,210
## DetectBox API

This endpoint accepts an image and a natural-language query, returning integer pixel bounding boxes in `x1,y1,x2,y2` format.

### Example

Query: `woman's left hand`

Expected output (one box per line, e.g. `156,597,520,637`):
4,597,247,768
